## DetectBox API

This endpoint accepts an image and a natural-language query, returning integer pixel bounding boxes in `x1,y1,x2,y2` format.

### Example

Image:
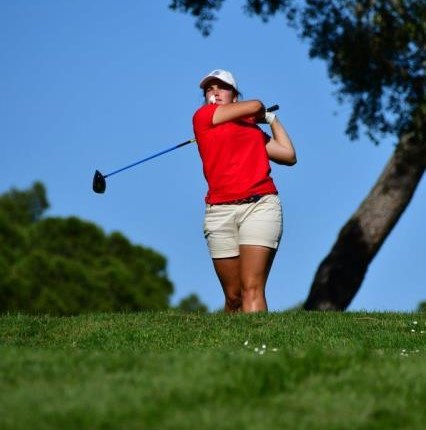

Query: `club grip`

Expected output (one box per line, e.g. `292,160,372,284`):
266,104,279,112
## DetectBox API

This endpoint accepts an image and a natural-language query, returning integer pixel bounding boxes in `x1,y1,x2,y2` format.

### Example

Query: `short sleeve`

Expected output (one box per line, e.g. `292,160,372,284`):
193,104,219,134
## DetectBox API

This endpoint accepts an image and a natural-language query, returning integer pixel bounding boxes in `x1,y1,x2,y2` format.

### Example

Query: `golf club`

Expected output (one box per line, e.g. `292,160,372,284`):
93,104,279,194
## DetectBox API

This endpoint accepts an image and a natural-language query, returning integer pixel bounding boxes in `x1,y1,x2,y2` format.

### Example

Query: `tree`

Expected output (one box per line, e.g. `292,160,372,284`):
170,0,425,310
0,181,48,225
0,183,175,314
176,293,209,313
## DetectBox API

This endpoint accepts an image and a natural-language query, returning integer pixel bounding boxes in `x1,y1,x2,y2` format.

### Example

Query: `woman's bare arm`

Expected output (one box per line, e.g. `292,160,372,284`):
212,100,264,125
265,117,297,166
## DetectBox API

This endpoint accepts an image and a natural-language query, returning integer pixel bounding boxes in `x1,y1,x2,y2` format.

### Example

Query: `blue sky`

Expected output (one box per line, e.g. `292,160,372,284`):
1,1,424,312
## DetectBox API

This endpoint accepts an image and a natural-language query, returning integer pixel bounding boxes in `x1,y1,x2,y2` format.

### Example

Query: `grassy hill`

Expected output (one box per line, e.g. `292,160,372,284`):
1,311,425,429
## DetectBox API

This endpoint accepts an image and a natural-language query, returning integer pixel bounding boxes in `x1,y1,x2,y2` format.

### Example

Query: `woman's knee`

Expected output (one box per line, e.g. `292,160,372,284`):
242,276,264,292
241,279,266,301
225,292,242,311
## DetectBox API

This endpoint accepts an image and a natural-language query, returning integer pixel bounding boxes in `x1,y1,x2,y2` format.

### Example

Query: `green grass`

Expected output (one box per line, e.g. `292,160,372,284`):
0,311,425,430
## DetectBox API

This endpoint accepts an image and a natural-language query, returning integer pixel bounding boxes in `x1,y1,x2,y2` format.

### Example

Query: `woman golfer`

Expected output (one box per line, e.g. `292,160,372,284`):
193,69,297,312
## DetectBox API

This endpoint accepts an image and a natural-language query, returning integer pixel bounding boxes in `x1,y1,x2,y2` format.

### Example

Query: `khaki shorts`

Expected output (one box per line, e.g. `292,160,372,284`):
203,194,283,259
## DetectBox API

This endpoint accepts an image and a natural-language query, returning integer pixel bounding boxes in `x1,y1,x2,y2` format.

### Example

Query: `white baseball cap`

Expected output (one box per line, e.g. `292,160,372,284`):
199,69,238,91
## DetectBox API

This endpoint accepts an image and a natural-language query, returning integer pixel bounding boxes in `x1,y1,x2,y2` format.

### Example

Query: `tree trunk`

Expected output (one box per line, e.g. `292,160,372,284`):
303,132,425,310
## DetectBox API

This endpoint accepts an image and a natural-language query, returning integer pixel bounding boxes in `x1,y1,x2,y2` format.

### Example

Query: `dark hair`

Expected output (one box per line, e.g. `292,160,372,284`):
201,88,242,99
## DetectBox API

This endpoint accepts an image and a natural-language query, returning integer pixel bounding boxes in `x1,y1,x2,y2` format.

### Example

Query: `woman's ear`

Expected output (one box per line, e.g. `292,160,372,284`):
232,89,239,103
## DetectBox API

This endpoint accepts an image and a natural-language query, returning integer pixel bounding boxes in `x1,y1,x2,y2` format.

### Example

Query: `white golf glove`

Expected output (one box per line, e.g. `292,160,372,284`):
264,111,276,125
257,111,276,125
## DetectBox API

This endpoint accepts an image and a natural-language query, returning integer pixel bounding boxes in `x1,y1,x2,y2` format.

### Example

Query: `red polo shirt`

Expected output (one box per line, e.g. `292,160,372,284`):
193,104,278,204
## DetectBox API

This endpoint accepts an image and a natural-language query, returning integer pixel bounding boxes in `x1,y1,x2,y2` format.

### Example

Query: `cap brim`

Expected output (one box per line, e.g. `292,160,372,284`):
199,76,218,89
199,76,237,90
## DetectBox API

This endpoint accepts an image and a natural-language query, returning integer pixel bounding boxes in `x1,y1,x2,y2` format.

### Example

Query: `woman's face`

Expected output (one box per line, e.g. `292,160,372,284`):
204,79,237,105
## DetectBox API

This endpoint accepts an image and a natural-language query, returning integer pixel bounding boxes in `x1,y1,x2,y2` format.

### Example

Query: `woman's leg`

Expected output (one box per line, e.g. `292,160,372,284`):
239,245,276,312
206,196,282,313
212,246,276,313
212,256,242,312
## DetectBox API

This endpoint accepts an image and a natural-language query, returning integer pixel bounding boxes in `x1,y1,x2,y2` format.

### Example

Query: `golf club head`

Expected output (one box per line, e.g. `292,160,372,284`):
93,170,106,194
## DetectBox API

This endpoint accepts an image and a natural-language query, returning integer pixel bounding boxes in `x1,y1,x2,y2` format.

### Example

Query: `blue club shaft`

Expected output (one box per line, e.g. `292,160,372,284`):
104,138,195,178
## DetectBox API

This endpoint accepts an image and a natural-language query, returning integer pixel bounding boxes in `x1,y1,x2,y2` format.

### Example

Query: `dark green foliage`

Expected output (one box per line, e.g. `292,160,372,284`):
0,181,48,224
169,0,225,36
296,0,424,142
0,183,175,315
176,293,209,313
